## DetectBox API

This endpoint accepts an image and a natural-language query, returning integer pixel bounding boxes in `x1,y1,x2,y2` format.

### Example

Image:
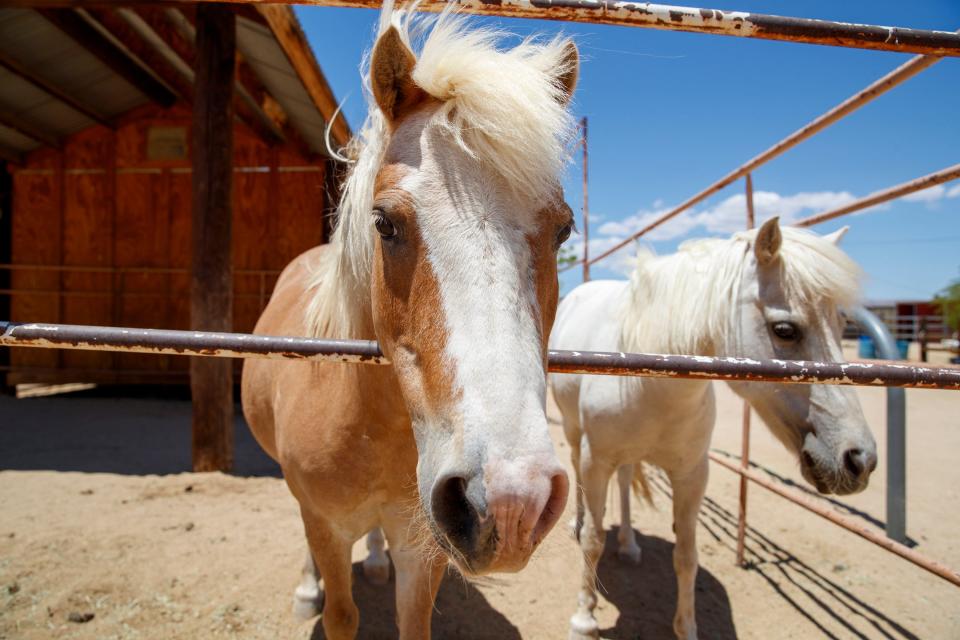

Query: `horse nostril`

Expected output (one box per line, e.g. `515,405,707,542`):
801,451,815,469
432,474,469,531
843,448,875,478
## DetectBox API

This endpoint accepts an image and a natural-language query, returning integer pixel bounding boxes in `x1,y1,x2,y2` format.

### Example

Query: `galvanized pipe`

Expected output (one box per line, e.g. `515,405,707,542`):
709,452,960,588
3,321,960,390
852,306,908,544
585,52,943,268
17,1,960,57
794,163,960,228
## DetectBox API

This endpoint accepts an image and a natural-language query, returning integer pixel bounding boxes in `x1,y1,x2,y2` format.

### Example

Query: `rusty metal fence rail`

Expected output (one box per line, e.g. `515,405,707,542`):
3,321,960,390
16,1,960,57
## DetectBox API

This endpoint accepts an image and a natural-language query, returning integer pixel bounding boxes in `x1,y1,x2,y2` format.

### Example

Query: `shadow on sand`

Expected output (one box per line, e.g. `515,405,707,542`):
646,470,921,640
594,529,736,639
308,560,521,639
0,386,280,477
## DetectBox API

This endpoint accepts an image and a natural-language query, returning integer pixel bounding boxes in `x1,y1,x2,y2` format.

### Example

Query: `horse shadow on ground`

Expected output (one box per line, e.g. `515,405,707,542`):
594,529,736,639
308,561,522,639
647,470,921,640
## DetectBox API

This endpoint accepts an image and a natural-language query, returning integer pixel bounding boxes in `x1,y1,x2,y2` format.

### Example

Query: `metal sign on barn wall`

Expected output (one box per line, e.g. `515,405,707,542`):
146,126,188,161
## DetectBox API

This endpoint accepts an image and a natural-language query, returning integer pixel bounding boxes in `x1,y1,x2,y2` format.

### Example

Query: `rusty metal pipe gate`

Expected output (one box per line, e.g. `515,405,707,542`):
3,321,960,390
14,1,960,57
5,0,959,602
4,319,960,588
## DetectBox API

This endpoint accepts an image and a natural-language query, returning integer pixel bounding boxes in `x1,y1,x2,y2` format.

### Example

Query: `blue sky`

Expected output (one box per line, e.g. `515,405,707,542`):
296,1,960,302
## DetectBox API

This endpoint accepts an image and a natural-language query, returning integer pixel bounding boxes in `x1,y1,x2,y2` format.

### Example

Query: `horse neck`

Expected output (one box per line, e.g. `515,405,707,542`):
619,245,744,358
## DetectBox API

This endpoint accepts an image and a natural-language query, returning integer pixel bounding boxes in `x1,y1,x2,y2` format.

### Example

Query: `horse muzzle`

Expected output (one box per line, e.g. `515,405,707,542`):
800,432,877,496
428,457,569,574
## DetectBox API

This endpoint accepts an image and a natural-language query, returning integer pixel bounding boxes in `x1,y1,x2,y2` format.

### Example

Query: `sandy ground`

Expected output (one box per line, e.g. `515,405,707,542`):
2,346,959,639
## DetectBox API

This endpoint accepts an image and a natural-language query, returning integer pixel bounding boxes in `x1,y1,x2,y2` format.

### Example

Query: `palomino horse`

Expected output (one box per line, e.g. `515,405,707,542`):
242,5,579,639
550,218,878,639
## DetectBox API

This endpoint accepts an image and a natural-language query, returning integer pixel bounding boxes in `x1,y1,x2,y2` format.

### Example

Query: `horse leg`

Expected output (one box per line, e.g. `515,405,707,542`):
293,546,324,620
302,511,359,640
667,456,708,640
563,414,585,540
569,445,614,640
616,464,642,564
381,511,447,639
362,527,391,585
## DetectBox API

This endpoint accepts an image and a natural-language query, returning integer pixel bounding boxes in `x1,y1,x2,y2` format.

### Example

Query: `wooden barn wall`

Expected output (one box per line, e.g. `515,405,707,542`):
7,103,328,382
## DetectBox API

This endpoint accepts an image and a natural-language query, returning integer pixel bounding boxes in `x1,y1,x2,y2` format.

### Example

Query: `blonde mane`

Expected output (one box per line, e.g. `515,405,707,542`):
619,226,863,355
305,3,577,339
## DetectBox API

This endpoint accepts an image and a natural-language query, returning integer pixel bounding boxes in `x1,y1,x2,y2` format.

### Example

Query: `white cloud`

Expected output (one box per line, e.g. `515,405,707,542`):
902,184,946,203
566,235,640,276
597,206,699,242
693,190,856,232
947,184,960,199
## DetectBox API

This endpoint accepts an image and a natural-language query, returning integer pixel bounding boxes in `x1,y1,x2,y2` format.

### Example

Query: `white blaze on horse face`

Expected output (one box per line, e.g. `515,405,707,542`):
396,115,567,567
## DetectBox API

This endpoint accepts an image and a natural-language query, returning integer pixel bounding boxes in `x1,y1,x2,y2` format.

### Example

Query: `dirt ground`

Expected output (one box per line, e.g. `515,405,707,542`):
2,345,959,639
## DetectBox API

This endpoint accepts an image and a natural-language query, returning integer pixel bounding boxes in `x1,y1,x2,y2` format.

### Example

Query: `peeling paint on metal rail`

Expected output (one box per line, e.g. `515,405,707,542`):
10,1,960,56
3,322,960,390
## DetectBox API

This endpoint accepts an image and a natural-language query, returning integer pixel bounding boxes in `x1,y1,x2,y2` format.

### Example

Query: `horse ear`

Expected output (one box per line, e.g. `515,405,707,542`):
823,226,850,246
754,216,782,266
555,41,579,104
371,26,425,122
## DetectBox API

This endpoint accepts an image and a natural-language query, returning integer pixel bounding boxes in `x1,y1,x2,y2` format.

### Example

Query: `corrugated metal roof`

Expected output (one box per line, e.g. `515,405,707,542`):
0,9,148,154
0,7,348,161
237,16,332,156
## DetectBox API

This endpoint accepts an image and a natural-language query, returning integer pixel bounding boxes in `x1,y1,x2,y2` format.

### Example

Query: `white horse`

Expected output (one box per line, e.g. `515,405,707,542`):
550,217,877,639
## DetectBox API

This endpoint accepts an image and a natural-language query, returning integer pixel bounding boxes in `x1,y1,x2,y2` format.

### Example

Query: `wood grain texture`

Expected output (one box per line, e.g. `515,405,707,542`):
190,5,235,472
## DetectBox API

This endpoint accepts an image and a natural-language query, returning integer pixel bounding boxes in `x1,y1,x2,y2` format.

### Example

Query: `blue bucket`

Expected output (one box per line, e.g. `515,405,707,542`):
896,339,910,360
858,335,876,359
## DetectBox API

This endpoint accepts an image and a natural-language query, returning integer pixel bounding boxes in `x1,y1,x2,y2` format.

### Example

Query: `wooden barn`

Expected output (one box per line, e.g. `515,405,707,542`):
0,5,350,391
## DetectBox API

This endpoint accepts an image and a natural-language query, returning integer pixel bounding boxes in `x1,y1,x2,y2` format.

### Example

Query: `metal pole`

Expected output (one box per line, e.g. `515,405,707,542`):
19,1,960,57
852,306,908,544
581,116,590,282
3,321,960,389
586,53,943,267
710,452,959,587
795,163,960,228
736,172,756,566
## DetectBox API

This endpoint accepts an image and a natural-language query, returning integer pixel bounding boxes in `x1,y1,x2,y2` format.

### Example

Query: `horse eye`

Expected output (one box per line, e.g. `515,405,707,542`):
556,224,572,247
374,212,397,239
772,322,800,341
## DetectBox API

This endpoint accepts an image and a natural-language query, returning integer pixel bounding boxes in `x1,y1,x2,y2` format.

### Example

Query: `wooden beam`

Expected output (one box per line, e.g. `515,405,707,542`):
0,106,60,149
256,5,351,149
190,4,235,473
83,8,194,103
137,7,287,148
38,9,177,108
0,50,113,129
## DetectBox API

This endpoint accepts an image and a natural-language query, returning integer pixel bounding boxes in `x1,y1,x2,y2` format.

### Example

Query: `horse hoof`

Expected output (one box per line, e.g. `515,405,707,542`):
292,585,324,620
617,543,642,565
363,556,391,585
569,612,600,640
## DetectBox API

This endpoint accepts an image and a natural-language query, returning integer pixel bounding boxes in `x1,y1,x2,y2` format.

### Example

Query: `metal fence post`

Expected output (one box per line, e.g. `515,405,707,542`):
852,306,908,544
736,173,757,566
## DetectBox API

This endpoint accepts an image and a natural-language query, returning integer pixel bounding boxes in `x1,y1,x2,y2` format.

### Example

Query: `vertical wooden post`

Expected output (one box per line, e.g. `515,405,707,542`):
580,116,590,282
191,5,235,473
736,172,756,567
